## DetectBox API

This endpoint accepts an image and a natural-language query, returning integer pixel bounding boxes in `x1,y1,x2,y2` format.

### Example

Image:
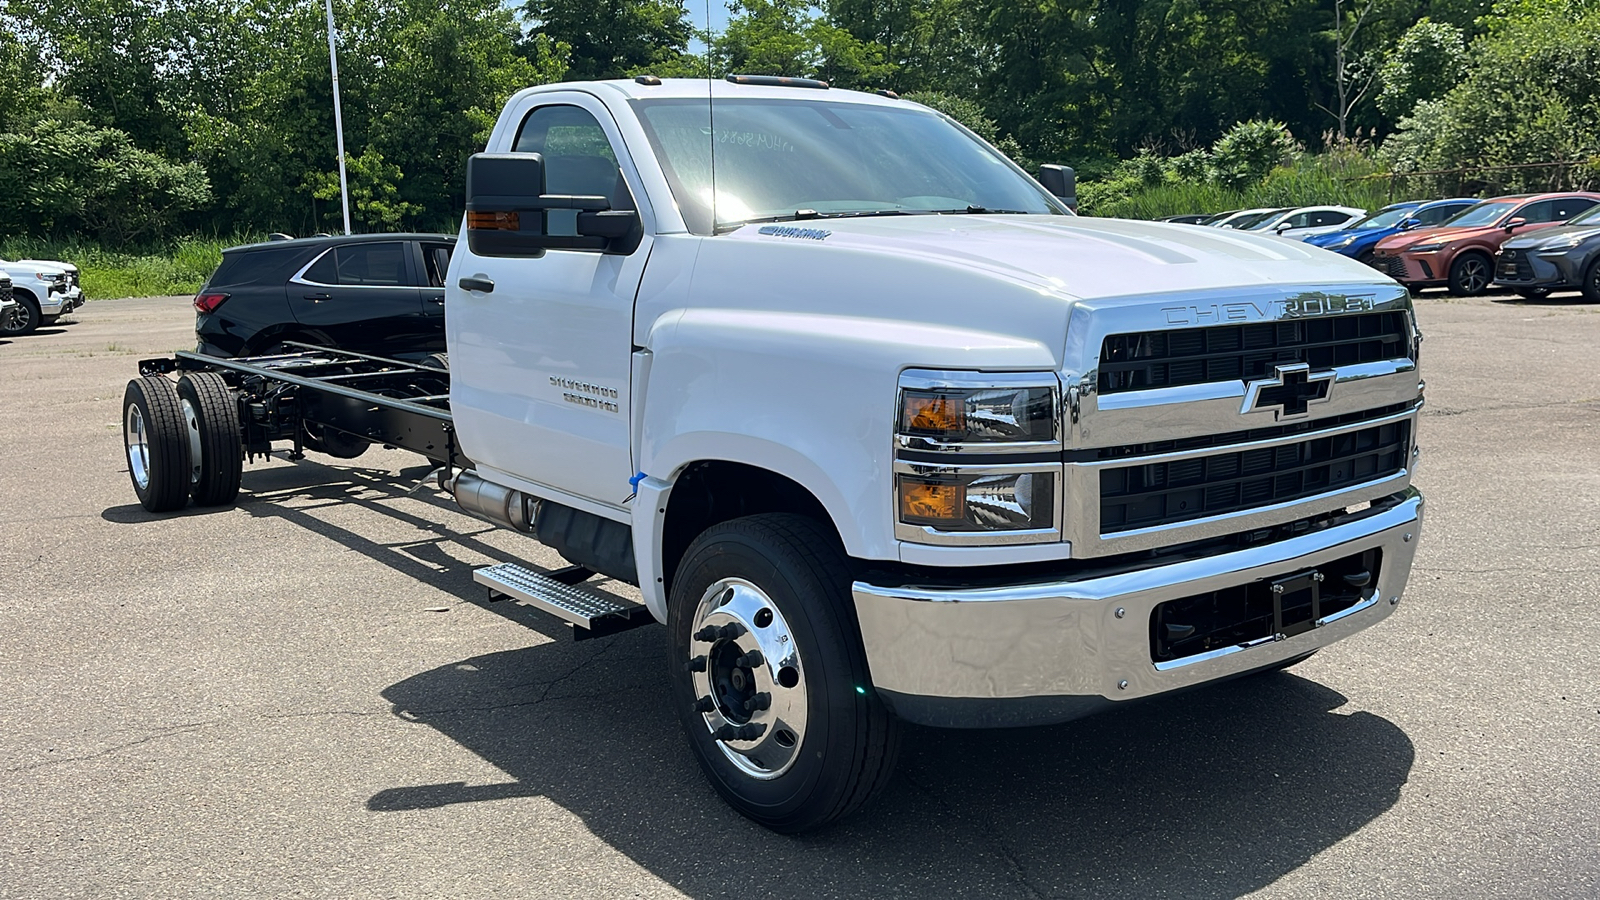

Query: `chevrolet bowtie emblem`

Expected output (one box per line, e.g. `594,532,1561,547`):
1242,363,1335,420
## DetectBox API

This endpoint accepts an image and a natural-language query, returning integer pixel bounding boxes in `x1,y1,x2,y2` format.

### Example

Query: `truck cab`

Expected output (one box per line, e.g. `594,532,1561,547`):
443,78,1424,830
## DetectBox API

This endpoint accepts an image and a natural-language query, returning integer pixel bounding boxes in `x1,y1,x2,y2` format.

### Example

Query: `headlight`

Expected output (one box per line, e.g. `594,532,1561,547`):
899,385,1057,446
1406,243,1446,253
1328,234,1357,249
897,468,1058,535
894,370,1064,544
37,272,65,281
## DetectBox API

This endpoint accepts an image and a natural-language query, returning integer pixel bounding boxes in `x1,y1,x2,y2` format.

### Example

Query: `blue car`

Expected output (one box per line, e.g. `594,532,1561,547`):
1304,197,1478,263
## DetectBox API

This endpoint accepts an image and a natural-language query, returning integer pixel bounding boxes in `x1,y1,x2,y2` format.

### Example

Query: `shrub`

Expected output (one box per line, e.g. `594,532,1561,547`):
1209,120,1299,190
1377,18,1468,119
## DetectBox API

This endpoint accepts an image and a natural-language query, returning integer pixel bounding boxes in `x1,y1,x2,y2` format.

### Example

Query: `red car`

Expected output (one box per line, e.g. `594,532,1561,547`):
1369,192,1600,296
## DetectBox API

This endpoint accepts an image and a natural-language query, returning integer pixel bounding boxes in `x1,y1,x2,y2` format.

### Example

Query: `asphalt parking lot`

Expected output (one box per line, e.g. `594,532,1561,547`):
2,292,1597,899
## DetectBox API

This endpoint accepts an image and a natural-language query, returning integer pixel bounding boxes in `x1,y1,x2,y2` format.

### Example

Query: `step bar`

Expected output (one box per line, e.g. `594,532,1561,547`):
473,562,654,641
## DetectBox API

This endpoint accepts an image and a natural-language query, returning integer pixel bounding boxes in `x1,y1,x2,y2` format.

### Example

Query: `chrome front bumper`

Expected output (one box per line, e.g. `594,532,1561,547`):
853,488,1423,728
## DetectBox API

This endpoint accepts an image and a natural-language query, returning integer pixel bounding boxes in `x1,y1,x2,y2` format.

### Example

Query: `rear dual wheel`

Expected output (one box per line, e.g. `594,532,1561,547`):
122,373,242,512
667,514,900,833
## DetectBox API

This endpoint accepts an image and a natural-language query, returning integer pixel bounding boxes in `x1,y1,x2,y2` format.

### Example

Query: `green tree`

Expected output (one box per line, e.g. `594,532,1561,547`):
1376,18,1466,118
522,0,691,80
714,0,894,90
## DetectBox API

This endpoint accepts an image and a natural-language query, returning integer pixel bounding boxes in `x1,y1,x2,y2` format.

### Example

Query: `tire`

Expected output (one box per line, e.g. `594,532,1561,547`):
123,376,192,513
1513,287,1551,301
667,513,900,833
176,372,243,506
1355,249,1374,266
420,352,448,371
1447,252,1492,296
1583,259,1600,302
1,293,41,336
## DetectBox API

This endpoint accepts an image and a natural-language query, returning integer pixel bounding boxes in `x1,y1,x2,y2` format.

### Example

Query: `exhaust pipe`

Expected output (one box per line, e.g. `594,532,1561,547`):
446,469,538,533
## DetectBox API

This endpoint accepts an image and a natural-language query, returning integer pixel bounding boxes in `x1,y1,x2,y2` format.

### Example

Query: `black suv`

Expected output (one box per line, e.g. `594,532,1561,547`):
195,233,455,360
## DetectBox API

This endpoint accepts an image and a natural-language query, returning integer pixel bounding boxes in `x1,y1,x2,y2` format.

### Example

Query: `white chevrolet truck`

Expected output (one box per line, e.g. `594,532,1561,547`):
124,76,1423,832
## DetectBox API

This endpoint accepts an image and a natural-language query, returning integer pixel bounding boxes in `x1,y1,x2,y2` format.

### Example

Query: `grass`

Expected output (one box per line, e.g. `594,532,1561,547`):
1084,149,1412,220
0,234,262,299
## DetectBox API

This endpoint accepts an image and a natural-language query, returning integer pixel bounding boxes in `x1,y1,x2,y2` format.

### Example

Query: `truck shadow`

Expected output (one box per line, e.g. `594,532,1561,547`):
372,636,1413,899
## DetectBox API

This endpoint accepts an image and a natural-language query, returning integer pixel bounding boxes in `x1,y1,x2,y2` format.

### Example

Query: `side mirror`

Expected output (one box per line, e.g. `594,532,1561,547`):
465,152,641,256
1399,217,1422,230
1504,216,1527,231
1275,222,1291,233
1038,164,1077,212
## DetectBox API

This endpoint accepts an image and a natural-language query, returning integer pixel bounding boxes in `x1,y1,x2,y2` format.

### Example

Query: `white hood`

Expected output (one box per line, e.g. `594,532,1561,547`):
721,214,1394,300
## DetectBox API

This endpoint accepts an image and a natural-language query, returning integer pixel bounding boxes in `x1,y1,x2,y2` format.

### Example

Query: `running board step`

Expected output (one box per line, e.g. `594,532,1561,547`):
473,562,654,641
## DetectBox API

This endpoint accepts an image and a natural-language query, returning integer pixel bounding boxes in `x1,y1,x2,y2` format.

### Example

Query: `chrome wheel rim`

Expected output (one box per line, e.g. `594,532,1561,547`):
126,405,150,490
690,578,807,780
180,397,203,485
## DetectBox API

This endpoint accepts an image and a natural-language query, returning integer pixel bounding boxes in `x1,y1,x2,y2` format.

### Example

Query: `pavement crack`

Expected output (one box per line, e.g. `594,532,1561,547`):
8,721,215,774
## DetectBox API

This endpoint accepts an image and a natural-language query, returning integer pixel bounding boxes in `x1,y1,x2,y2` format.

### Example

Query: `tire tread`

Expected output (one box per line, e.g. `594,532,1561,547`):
177,372,243,506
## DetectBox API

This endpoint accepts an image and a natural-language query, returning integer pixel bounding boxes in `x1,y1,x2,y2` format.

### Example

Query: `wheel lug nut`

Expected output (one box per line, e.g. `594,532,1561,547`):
692,696,715,713
683,655,707,673
743,692,771,712
714,723,767,742
736,650,764,669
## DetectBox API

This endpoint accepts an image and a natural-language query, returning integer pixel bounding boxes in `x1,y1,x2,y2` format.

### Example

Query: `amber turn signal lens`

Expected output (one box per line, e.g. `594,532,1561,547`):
899,478,965,523
902,393,964,436
468,210,520,231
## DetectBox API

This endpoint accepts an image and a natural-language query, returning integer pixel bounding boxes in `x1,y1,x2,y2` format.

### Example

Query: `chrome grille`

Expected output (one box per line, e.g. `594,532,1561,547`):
1097,312,1409,394
1099,419,1411,534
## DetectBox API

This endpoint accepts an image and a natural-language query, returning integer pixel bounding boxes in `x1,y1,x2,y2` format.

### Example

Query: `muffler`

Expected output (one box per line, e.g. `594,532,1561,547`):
445,469,538,533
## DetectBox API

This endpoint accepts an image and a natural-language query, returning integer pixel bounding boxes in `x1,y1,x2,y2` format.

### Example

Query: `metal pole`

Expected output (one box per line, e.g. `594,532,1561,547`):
324,0,352,235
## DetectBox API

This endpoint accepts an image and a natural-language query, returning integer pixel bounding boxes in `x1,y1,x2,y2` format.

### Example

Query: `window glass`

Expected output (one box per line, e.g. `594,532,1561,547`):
333,243,408,286
1515,200,1556,223
1441,201,1517,228
211,248,295,287
1416,204,1460,225
632,97,1063,234
1286,212,1313,228
1351,207,1414,229
422,243,452,288
301,251,337,284
1550,198,1597,222
514,104,632,237
1315,211,1354,227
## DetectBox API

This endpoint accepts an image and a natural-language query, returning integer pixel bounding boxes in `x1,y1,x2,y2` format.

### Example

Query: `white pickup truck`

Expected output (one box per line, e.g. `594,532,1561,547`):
124,76,1423,833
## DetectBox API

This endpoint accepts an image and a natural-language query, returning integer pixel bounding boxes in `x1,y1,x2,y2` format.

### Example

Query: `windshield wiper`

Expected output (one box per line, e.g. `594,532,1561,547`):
717,206,1027,233
932,206,1032,215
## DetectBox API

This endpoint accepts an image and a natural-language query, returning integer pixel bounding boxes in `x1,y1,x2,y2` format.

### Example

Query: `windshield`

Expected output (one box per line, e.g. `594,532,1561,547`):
1228,210,1284,230
1243,210,1294,231
1351,207,1417,230
1441,200,1518,228
631,98,1064,233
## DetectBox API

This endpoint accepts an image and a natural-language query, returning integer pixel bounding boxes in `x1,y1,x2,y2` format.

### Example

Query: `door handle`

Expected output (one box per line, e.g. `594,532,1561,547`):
459,276,494,294
303,292,330,301
426,293,445,305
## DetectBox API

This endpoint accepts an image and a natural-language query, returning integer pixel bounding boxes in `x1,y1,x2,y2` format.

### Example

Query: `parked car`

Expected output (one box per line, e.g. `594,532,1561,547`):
1209,207,1290,229
0,272,18,333
1156,214,1211,224
0,257,82,336
193,233,455,360
1197,209,1242,225
1247,205,1367,241
1492,202,1600,300
1369,192,1600,295
1303,198,1478,263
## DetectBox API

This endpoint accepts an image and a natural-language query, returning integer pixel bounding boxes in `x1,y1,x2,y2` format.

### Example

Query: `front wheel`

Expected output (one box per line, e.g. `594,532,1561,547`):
1583,259,1600,302
1,294,41,336
1447,252,1492,296
667,514,900,833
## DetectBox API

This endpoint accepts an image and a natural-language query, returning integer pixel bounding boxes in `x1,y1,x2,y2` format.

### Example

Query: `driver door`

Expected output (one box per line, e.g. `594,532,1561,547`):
447,93,652,508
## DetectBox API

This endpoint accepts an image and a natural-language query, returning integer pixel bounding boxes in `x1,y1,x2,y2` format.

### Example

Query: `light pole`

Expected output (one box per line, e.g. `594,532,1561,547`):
323,0,352,234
